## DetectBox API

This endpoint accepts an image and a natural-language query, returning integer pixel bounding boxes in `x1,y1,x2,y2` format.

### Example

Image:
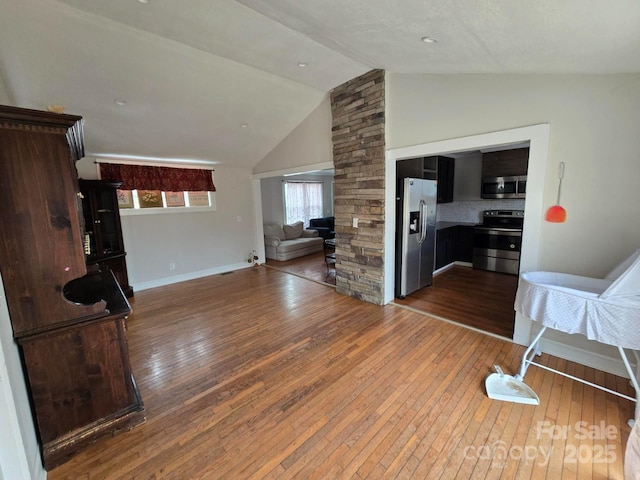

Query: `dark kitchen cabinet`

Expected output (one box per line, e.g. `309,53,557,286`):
436,156,455,203
0,105,144,470
396,156,424,181
456,225,475,263
396,156,455,204
436,225,475,269
436,227,456,269
482,147,529,177
423,155,454,203
79,179,133,297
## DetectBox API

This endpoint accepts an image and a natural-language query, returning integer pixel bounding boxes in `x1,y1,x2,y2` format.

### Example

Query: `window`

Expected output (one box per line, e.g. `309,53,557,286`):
284,181,323,226
99,162,216,212
118,190,216,209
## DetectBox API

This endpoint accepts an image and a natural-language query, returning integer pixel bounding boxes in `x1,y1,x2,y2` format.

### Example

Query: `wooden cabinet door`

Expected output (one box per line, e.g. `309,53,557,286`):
455,226,475,263
19,317,144,468
436,227,455,269
437,156,455,203
0,125,104,336
481,148,529,177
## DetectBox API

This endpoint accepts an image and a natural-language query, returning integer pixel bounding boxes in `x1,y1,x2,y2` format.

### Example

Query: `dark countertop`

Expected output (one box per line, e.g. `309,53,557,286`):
435,221,478,230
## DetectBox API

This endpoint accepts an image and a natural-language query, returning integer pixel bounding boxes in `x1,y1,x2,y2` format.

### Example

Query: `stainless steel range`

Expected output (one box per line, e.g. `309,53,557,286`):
473,210,524,275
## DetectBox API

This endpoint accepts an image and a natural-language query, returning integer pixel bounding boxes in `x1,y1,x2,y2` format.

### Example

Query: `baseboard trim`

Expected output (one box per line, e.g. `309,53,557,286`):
539,337,634,379
132,262,254,292
433,261,473,276
455,261,473,268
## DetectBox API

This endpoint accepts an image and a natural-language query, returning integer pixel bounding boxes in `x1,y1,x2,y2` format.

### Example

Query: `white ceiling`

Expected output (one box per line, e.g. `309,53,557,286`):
0,0,638,169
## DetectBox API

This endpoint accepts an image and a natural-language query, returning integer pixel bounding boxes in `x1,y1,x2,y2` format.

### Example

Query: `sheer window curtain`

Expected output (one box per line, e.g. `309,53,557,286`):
284,181,323,227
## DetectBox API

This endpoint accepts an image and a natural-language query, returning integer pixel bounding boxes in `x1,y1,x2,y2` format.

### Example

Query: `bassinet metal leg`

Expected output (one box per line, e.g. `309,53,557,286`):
618,347,640,427
514,326,547,381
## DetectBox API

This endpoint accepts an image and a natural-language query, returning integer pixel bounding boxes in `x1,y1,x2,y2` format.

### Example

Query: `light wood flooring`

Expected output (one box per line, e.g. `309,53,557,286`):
266,251,336,286
268,254,516,338
49,266,633,479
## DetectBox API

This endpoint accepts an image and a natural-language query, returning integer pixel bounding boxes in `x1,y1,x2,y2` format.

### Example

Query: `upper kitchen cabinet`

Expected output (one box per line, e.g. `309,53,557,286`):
79,179,133,297
396,156,423,180
481,147,529,177
396,156,455,204
436,156,454,203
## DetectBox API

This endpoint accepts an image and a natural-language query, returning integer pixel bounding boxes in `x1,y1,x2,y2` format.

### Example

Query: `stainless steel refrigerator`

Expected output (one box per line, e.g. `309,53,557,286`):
397,178,437,297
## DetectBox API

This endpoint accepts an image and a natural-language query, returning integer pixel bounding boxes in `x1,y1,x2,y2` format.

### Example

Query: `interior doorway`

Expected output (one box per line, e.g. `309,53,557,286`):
254,166,335,285
385,124,550,346
393,145,528,338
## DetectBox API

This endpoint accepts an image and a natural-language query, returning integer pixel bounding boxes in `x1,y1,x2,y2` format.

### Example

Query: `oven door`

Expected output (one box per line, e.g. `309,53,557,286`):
473,227,522,274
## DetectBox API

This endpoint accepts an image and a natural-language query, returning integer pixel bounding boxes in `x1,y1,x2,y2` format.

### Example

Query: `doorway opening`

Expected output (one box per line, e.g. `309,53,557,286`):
392,144,527,338
384,124,550,345
256,167,336,286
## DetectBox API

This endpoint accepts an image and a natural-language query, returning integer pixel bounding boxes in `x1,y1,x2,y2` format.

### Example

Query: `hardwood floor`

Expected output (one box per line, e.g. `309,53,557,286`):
48,267,633,479
266,251,336,286
394,265,519,338
267,255,516,338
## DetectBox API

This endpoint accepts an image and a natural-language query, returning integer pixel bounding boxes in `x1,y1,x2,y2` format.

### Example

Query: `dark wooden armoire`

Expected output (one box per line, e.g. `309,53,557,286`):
0,105,145,470
79,179,134,297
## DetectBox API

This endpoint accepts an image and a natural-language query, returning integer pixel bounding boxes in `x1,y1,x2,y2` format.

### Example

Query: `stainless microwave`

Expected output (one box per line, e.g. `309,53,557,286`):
481,175,527,199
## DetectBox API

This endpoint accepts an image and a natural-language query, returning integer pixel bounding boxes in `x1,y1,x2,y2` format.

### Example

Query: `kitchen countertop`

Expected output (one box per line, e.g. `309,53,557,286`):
435,221,478,230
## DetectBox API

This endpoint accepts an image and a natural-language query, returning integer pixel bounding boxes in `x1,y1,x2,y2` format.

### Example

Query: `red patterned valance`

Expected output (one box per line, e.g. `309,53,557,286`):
99,163,215,192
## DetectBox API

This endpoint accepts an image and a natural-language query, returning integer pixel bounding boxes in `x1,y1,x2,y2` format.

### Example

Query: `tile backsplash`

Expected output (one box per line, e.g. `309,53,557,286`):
436,199,526,224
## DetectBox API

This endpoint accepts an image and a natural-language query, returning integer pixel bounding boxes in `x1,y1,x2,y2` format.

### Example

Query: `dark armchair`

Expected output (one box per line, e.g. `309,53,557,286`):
308,216,335,240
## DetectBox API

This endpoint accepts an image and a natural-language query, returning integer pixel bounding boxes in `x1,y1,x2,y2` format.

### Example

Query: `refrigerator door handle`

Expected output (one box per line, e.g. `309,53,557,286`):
418,200,428,244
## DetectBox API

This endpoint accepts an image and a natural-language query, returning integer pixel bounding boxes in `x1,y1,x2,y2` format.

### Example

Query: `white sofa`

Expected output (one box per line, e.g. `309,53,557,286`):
263,222,324,261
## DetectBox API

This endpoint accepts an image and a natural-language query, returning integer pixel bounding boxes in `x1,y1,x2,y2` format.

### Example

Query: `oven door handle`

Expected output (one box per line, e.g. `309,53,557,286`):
474,227,522,236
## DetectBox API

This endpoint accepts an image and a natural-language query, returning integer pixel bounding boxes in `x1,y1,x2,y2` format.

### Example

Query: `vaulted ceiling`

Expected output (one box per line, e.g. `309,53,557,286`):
0,0,638,168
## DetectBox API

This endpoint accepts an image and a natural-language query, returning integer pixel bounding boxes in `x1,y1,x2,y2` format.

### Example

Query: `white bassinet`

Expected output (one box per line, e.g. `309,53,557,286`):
514,249,640,422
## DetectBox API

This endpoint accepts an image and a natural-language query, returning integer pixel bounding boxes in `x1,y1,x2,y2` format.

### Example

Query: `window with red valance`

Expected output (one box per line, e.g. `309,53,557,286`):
99,163,215,192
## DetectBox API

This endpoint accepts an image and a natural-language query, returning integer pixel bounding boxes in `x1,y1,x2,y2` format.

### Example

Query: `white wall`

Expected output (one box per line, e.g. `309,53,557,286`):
76,160,258,291
260,176,285,225
124,166,256,290
387,74,640,277
0,72,12,104
254,95,333,174
0,276,46,480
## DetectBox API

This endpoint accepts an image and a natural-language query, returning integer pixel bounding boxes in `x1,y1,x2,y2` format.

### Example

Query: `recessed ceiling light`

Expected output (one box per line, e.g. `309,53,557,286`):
137,0,149,4
114,99,127,106
297,62,308,68
421,37,438,44
240,123,248,128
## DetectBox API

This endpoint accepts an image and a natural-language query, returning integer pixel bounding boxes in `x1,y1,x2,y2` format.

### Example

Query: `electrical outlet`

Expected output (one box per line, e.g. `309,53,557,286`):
169,262,176,271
